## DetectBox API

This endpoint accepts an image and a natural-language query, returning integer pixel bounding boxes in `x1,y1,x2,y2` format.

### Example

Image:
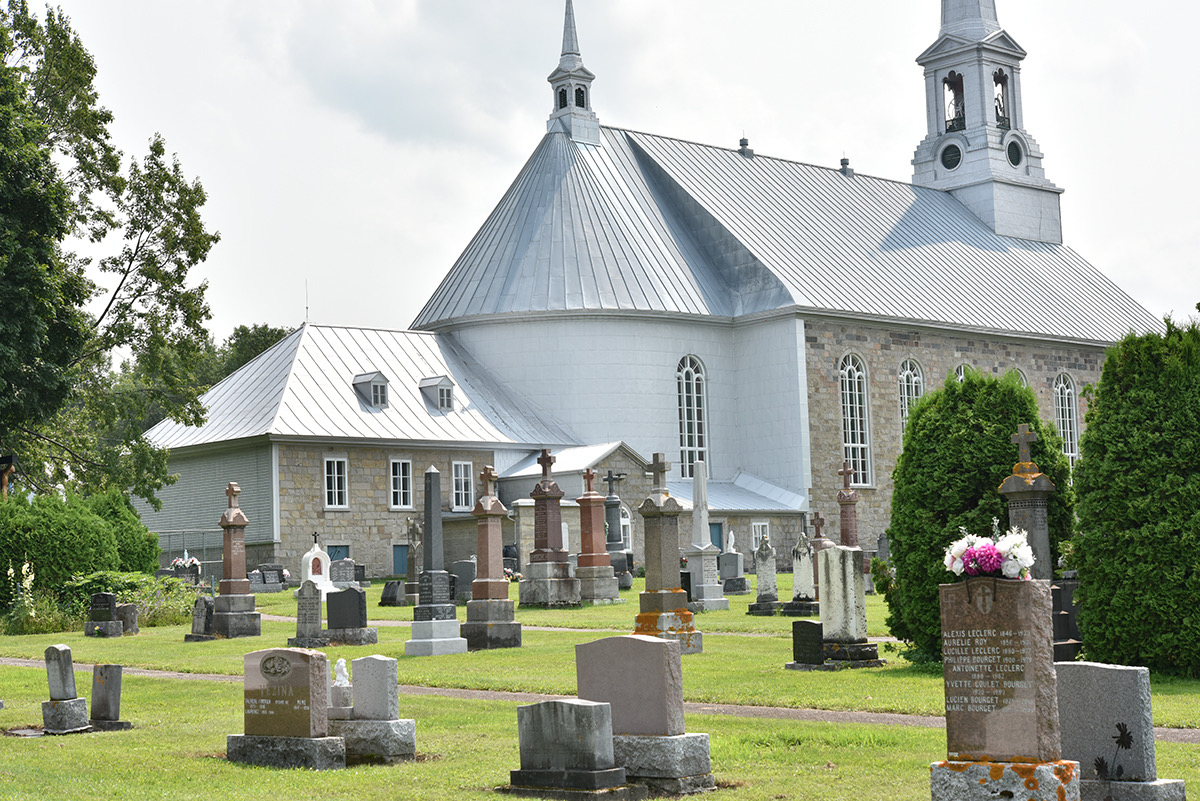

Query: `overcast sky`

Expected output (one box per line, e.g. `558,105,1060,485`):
55,0,1196,343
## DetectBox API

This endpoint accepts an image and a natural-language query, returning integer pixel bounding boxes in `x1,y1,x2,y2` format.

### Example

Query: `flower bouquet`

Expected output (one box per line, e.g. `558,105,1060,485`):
171,555,201,570
944,518,1035,579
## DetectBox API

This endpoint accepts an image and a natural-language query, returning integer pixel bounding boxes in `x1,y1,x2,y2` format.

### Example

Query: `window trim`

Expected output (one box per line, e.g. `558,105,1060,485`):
751,520,770,551
839,353,872,486
451,460,474,512
324,456,349,510
389,459,413,510
677,355,708,478
438,386,454,411
1054,373,1080,468
898,358,924,430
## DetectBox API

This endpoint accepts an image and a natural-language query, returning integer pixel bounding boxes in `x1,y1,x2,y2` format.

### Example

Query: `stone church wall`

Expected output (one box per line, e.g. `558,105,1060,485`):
803,317,1103,552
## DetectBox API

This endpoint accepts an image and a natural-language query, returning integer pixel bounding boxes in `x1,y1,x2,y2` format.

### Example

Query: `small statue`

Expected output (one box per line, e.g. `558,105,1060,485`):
333,658,350,687
726,530,736,554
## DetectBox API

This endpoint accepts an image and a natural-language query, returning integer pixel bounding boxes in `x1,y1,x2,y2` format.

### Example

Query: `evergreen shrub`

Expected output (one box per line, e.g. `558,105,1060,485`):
1073,319,1200,676
884,368,1073,661
85,489,160,572
62,571,197,627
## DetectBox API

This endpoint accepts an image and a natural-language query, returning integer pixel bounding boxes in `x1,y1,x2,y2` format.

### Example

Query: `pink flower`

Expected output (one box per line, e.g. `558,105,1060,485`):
974,543,1003,573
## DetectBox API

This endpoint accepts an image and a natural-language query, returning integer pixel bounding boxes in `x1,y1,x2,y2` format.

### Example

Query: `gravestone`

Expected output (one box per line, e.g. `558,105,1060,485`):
210,482,262,639
577,468,621,605
1052,578,1082,661
1056,662,1185,801
299,536,336,600
462,465,522,650
42,645,89,734
576,635,713,795
519,449,581,608
258,563,285,591
634,454,701,654
354,564,368,586
683,460,727,612
817,546,882,666
90,664,131,731
836,461,859,547
185,596,216,642
329,655,417,765
604,470,634,591
785,620,827,670
405,466,468,656
227,648,345,770
449,559,476,603
507,700,641,798
288,580,330,648
780,532,818,616
747,537,780,615
115,603,139,635
998,424,1056,580
325,586,378,645
379,580,404,607
718,538,748,595
931,578,1079,801
248,570,265,592
330,558,357,589
85,592,123,637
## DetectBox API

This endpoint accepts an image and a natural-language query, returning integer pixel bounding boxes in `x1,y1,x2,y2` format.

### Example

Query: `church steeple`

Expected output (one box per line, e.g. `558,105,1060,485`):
547,0,599,145
912,0,1063,243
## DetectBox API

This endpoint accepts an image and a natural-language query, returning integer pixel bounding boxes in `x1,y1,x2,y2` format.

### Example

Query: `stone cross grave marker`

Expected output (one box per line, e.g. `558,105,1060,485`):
1012,423,1037,467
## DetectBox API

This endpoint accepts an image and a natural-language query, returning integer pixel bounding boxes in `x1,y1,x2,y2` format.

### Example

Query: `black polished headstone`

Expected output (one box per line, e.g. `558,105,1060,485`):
380,580,403,606
258,564,284,585
89,593,117,622
792,620,824,665
327,586,367,629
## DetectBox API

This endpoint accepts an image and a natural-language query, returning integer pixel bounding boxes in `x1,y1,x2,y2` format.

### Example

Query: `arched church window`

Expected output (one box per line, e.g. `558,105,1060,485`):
1054,374,1079,468
558,88,568,110
898,359,924,430
944,72,965,132
993,69,1011,130
839,354,871,485
954,364,968,382
677,355,708,478
575,86,586,108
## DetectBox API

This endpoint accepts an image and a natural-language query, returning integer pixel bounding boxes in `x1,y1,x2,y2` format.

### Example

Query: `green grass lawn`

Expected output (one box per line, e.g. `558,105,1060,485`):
1,666,1198,801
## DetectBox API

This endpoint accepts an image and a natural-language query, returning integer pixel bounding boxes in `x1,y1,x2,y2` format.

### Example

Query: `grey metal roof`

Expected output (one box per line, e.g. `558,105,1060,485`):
146,324,579,450
413,126,1160,344
667,471,806,514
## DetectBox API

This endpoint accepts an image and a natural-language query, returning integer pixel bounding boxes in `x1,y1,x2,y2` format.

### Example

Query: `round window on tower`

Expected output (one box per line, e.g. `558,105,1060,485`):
940,144,963,170
1007,141,1023,167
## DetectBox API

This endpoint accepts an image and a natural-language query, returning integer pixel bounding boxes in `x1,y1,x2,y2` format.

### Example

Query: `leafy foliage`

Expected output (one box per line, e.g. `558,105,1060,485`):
62,570,196,627
0,3,220,507
1073,318,1200,676
883,368,1074,661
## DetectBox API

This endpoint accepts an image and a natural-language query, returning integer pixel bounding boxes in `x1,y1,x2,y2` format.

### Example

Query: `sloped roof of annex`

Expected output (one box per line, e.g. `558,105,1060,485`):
412,126,1161,346
145,323,580,452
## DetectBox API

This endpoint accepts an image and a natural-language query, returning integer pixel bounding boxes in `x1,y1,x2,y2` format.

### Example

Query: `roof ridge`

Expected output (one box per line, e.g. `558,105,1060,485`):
265,323,309,435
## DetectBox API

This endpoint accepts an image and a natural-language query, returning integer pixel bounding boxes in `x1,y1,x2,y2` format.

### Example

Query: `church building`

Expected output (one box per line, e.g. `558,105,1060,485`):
139,0,1159,579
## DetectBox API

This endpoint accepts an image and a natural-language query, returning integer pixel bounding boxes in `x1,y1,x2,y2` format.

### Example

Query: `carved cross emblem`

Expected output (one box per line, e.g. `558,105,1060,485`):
537,449,555,480
480,465,498,497
1012,423,1038,464
838,461,854,490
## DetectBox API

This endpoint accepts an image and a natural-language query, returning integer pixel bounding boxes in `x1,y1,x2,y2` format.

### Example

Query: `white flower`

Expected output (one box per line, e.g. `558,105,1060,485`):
1001,559,1023,578
1013,543,1035,568
994,532,1022,556
949,536,975,559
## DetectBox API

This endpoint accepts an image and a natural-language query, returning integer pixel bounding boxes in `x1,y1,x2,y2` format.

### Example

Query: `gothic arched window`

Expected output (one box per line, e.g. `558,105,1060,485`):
1054,373,1079,467
677,355,707,478
575,86,586,108
898,359,924,430
839,354,871,485
558,87,568,109
944,71,965,132
993,69,1011,129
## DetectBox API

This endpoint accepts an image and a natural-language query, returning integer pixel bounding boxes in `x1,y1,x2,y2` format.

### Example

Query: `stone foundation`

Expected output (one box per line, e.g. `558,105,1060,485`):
84,621,124,637
328,718,416,765
210,594,261,639
404,618,467,656
779,600,818,616
42,698,90,735
930,760,1080,801
1078,779,1186,801
323,627,378,646
519,561,582,608
612,733,714,795
226,734,346,770
462,599,522,650
577,565,621,605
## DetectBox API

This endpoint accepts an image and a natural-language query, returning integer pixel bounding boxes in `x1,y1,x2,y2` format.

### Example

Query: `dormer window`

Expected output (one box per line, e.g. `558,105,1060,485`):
419,376,456,412
993,69,1010,130
352,372,389,409
574,86,586,108
944,71,965,132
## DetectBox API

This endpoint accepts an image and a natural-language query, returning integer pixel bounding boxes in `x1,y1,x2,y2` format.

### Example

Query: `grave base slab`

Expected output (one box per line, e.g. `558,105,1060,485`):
210,603,261,639
497,784,648,800
1079,778,1186,801
226,734,345,770
329,718,416,764
324,627,378,646
722,577,749,595
519,562,582,608
616,573,633,590
84,620,123,637
41,698,90,734
612,733,712,794
462,620,523,651
930,760,1080,801
823,641,879,661
509,767,628,792
183,633,217,642
633,610,702,655
287,636,331,648
89,719,132,731
747,600,780,616
785,659,886,671
577,565,621,605
779,600,819,616
405,618,467,656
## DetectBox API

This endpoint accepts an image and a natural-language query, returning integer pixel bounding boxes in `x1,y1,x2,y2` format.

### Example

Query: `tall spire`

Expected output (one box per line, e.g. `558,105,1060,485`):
940,0,1001,40
547,0,599,145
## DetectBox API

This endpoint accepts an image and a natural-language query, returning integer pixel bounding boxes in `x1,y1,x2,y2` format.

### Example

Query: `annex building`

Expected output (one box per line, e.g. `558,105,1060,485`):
139,0,1160,578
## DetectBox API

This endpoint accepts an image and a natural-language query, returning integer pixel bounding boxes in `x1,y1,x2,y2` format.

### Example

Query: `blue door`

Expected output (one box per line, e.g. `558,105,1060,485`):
328,545,349,562
392,544,409,577
709,522,723,550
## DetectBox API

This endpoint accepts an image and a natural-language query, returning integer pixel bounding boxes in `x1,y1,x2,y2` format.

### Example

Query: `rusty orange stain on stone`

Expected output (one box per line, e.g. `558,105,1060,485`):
1052,761,1076,785
989,764,1005,781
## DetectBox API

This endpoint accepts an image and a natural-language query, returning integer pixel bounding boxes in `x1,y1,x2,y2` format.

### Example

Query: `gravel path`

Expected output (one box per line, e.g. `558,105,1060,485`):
3,656,1197,744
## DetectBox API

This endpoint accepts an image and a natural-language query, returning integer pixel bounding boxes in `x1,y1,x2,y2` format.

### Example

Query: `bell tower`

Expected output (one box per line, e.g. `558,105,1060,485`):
912,0,1063,243
547,0,599,145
